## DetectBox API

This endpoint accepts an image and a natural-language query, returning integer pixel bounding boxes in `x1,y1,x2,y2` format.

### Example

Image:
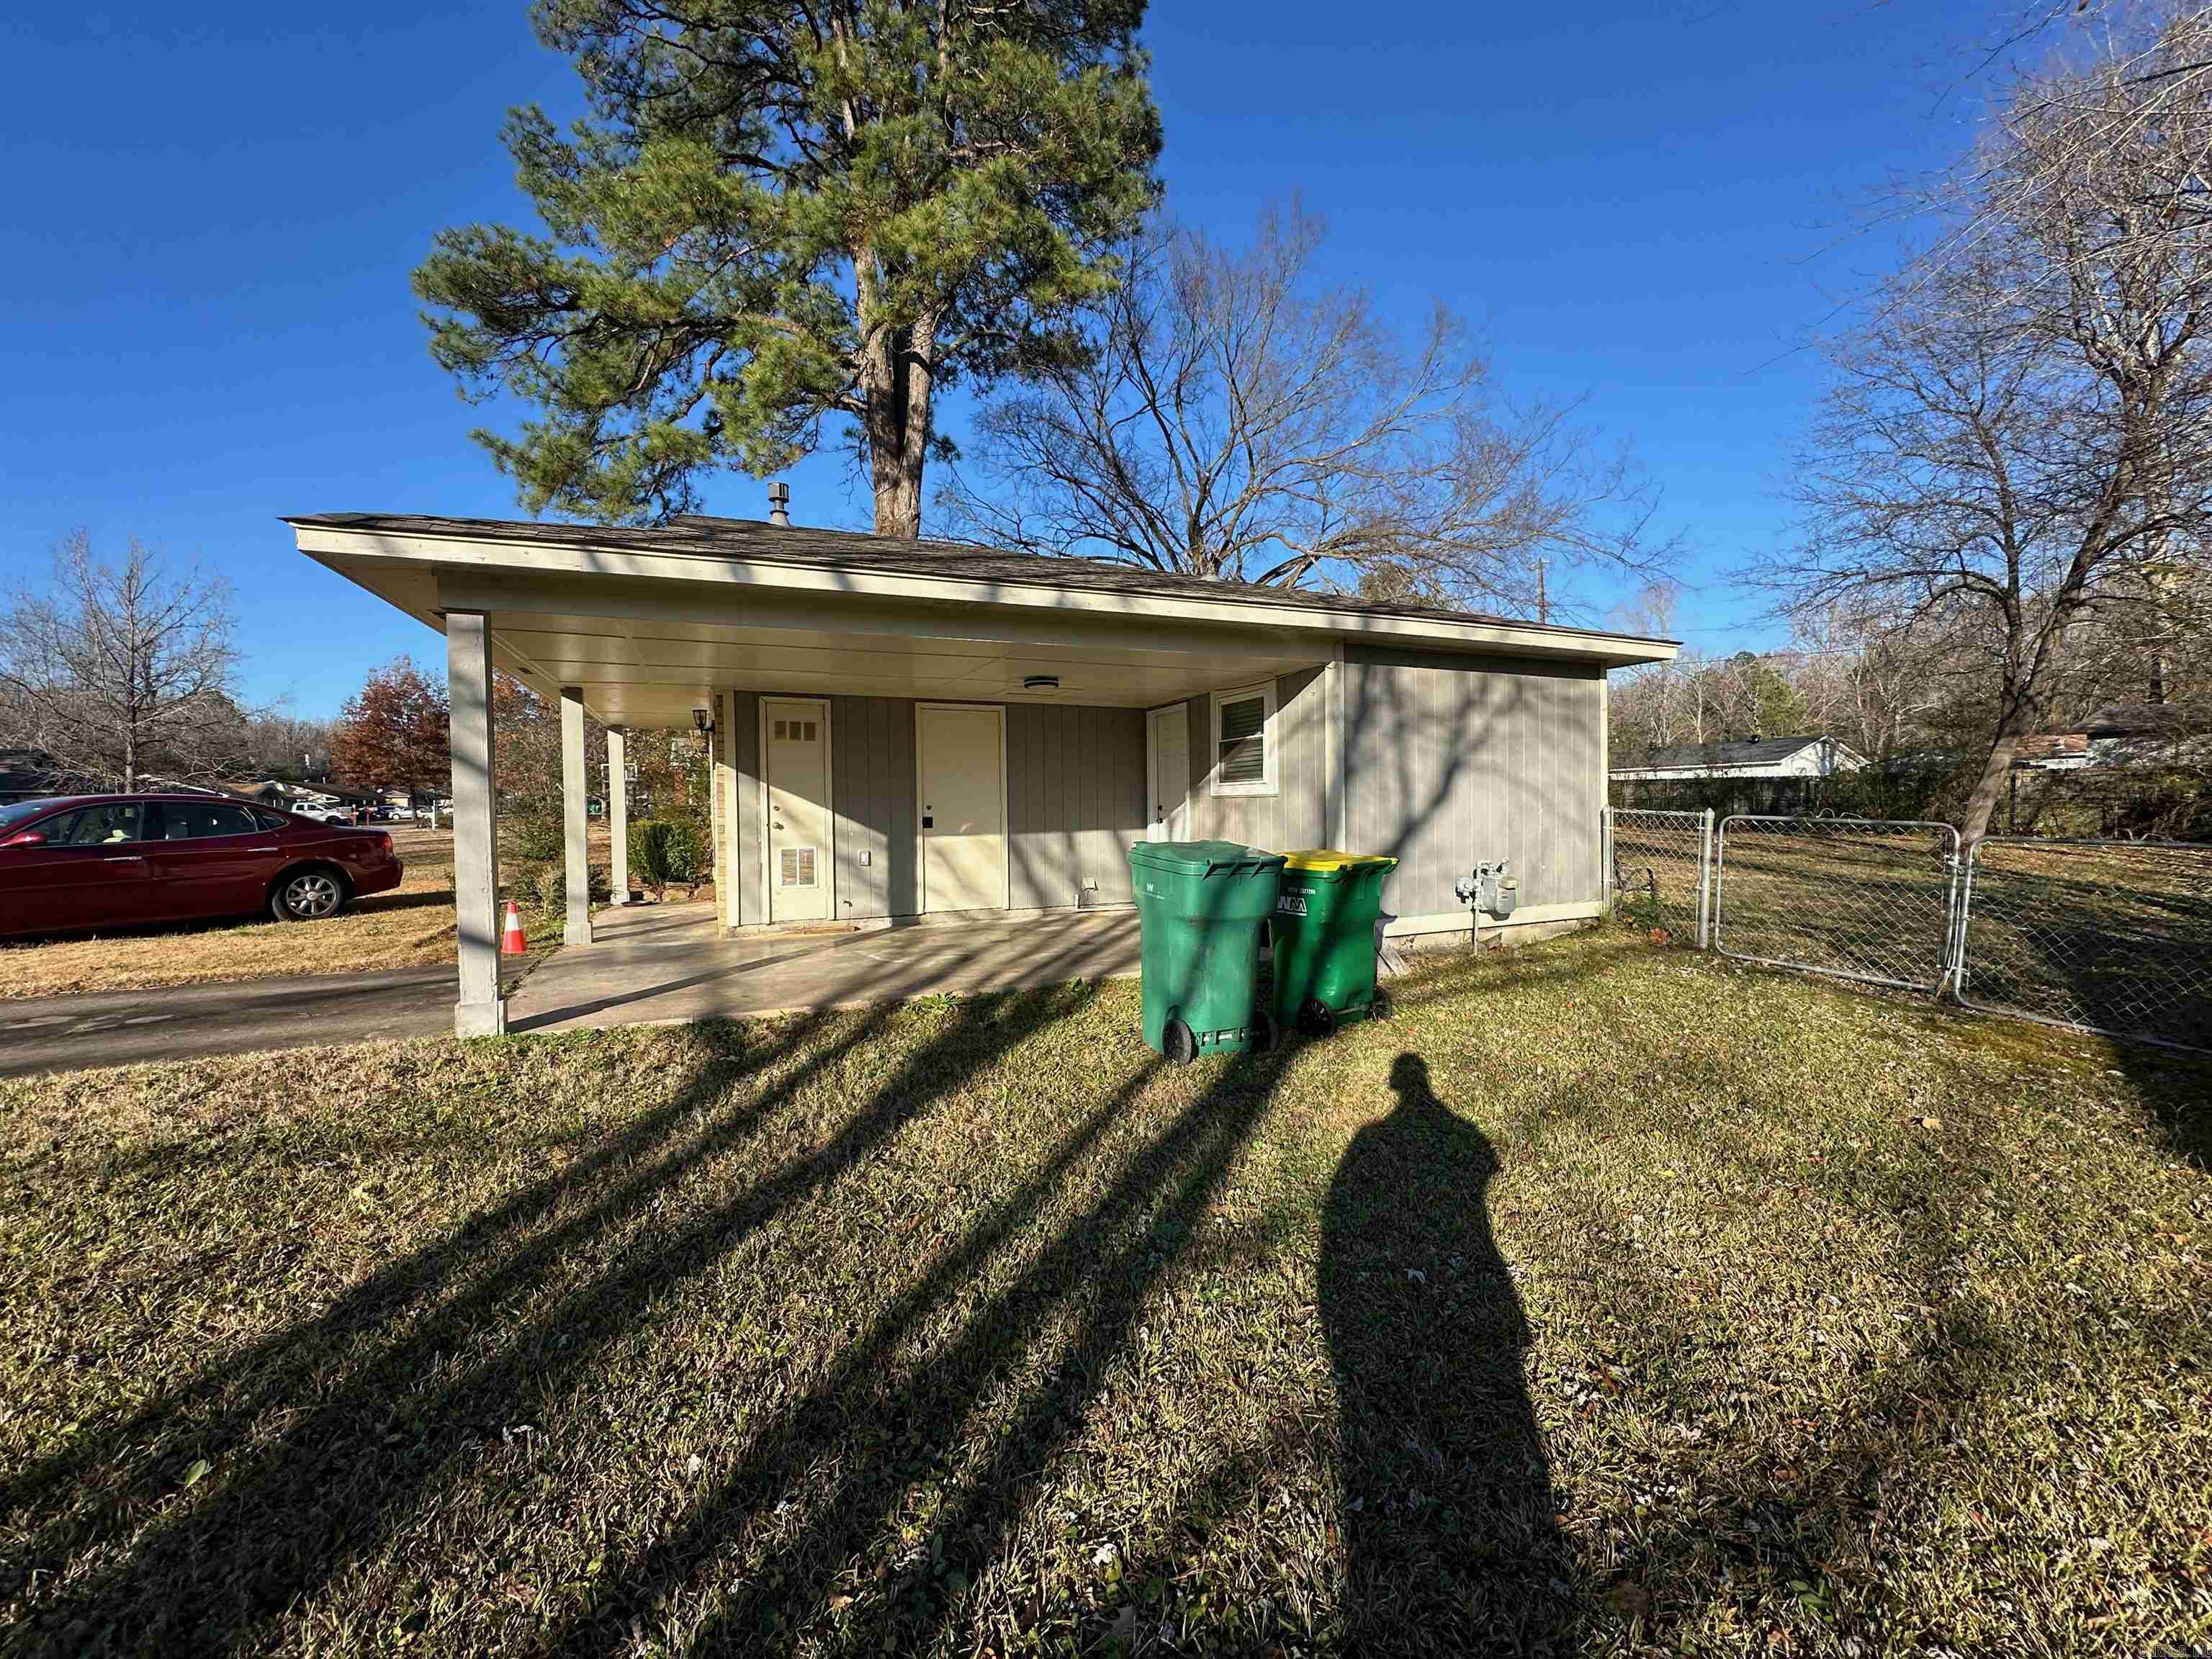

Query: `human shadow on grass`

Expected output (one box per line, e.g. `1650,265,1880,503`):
7,976,1105,1654
1320,1053,1583,1654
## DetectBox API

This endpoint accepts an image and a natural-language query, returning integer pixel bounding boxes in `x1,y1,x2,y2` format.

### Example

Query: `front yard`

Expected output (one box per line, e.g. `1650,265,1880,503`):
1,933,2206,1655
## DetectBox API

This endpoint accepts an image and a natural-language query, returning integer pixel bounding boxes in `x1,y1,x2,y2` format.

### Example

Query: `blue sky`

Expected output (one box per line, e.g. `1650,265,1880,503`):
1,2,2023,717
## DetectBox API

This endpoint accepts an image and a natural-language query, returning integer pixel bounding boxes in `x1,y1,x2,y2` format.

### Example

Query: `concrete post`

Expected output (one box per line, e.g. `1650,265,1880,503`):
607,726,630,906
561,685,593,947
446,611,505,1036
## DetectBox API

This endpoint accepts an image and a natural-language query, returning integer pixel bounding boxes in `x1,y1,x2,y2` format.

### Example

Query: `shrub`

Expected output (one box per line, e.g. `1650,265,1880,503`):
504,814,562,863
629,817,710,901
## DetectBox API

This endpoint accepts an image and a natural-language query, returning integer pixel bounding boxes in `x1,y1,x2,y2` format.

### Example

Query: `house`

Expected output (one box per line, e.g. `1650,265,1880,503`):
2014,702,2209,772
0,750,96,804
1610,733,1867,813
286,508,1678,1035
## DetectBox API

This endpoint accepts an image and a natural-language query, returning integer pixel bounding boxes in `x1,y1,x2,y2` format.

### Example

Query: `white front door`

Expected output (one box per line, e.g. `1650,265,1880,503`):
916,703,1007,912
763,697,832,922
1146,704,1190,842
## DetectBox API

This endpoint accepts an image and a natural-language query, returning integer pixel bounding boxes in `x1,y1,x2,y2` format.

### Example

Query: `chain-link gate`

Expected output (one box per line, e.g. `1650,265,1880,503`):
1605,807,1712,946
1714,816,1962,993
1957,837,2212,1053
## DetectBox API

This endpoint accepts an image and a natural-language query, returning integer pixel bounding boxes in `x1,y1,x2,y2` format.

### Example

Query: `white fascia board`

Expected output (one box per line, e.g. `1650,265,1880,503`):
290,523,1678,667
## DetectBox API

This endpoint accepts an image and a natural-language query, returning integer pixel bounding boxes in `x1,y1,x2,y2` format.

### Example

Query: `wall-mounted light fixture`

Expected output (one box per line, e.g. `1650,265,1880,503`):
1022,675,1060,691
693,706,715,736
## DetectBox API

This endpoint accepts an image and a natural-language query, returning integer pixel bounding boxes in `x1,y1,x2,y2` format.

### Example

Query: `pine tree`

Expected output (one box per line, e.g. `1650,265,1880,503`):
416,1,1160,537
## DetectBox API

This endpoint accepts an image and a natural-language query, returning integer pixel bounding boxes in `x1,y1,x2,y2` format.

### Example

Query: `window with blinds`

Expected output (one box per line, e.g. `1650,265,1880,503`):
1212,683,1277,796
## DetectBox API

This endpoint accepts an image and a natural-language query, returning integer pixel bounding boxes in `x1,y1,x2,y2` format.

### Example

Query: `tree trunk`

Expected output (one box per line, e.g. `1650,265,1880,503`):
1959,688,2044,850
860,314,938,540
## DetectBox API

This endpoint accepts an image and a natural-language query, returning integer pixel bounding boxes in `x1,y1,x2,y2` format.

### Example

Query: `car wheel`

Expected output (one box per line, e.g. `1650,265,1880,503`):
271,866,346,922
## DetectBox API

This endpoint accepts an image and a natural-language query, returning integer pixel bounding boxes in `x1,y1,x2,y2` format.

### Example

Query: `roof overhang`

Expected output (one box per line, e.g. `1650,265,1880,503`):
289,515,1678,728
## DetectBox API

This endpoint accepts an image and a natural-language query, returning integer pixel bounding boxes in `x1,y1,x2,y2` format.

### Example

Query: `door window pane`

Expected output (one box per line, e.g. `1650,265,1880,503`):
161,802,258,840
40,803,149,845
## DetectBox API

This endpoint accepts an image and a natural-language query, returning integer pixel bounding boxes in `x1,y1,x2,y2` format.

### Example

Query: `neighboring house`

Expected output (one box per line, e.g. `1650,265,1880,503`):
2015,703,2210,772
0,750,96,804
1610,734,1868,813
287,509,1678,1035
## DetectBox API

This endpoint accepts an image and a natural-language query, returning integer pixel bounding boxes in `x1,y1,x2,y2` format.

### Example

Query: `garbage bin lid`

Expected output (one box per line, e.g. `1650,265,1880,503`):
1280,848,1398,872
1127,839,1286,876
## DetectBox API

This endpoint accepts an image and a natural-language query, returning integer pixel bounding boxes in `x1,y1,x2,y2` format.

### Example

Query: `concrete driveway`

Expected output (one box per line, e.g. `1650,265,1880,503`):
505,902,1141,1033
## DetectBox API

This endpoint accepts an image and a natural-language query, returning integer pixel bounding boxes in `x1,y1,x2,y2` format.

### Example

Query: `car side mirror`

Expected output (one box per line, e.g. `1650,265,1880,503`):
1,831,46,848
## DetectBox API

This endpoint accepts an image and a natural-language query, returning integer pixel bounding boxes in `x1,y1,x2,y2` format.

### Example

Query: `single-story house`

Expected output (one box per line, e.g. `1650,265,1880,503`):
1610,733,1866,814
2014,702,2209,771
285,509,1677,1035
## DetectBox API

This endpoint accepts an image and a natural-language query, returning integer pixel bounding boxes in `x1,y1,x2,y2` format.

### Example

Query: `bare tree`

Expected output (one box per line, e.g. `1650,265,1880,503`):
0,532,248,790
938,204,1672,618
1780,12,2212,844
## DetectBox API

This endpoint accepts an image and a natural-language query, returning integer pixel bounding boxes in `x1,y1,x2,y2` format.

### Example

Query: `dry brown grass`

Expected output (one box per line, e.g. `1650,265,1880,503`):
1,934,2206,1655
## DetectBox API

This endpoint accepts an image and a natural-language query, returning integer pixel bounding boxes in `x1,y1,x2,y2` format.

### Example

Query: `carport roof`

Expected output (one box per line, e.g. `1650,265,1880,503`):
284,511,1679,660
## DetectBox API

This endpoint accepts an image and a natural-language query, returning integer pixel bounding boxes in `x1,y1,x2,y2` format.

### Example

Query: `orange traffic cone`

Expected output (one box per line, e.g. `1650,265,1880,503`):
500,900,529,956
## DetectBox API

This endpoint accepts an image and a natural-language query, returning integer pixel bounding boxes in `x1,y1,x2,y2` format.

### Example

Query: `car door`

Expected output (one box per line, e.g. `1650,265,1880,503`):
145,799,282,920
0,801,159,932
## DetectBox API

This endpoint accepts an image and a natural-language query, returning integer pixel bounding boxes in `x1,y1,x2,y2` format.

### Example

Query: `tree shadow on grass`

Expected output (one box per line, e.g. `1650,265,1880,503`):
1321,1053,1583,1654
7,986,1095,1653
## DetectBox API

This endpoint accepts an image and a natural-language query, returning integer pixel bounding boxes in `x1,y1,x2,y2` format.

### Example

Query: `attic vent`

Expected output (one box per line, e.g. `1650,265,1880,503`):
778,845,818,888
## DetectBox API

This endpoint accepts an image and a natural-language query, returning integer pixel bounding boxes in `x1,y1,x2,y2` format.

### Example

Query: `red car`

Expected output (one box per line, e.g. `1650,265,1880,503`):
0,794,405,938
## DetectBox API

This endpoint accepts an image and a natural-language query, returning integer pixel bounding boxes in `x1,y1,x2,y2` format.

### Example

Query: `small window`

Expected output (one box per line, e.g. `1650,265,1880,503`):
778,845,818,887
773,719,788,740
1210,683,1277,797
802,720,817,742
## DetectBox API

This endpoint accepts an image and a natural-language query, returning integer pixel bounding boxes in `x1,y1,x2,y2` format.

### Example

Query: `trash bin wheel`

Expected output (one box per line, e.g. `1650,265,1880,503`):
1297,997,1338,1040
1162,1017,1197,1066
1251,1007,1280,1054
1368,988,1393,1022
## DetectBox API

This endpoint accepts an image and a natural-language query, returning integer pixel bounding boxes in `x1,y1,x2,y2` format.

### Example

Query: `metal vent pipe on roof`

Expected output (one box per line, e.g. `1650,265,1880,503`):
768,481,791,526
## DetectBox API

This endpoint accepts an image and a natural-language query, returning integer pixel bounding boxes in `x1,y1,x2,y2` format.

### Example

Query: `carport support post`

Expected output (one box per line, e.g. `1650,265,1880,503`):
561,686,593,946
607,727,630,905
446,610,505,1036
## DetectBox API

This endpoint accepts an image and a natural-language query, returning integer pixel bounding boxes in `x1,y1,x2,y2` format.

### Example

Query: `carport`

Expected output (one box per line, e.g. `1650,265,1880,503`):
287,509,1672,1036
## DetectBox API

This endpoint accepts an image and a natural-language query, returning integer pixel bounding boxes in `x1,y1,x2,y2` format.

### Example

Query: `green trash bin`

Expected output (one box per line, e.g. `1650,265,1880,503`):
1267,849,1399,1038
1126,840,1287,1064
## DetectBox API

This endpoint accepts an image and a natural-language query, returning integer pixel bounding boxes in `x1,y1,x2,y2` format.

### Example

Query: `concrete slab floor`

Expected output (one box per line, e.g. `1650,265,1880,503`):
503,901,1142,1034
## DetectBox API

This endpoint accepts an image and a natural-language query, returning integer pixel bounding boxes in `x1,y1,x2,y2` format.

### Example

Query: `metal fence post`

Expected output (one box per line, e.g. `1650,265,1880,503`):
1601,805,1614,917
1696,809,1714,948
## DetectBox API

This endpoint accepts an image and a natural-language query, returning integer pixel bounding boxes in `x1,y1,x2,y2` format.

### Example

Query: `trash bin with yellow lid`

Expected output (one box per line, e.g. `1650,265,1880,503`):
1267,849,1398,1038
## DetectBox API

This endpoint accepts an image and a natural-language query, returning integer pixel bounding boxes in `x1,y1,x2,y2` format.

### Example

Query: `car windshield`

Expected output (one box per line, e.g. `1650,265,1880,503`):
0,798,69,832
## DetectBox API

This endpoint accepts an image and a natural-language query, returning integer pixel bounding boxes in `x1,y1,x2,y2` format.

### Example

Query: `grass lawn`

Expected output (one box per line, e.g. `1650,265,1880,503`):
1,932,2206,1656
0,825,698,1000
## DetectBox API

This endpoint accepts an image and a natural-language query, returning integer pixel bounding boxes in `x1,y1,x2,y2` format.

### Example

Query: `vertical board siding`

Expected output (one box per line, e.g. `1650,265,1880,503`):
1181,667,1327,852
729,693,1143,926
1341,647,1604,918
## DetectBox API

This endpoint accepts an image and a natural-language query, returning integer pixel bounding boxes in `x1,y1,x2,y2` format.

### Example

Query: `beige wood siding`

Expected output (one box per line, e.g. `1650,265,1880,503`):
1181,666,1328,851
1341,647,1605,917
727,693,1143,925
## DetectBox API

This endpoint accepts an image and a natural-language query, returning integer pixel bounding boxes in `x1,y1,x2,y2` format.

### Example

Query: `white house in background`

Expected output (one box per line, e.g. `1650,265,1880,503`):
1610,734,1869,788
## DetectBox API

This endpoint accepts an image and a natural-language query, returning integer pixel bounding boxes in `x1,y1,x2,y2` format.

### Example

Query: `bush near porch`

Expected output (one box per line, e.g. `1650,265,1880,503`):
1,935,2206,1656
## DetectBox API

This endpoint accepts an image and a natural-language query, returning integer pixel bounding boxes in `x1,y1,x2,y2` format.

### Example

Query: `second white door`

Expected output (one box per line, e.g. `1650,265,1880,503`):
1146,704,1190,841
917,703,1007,912
764,697,832,922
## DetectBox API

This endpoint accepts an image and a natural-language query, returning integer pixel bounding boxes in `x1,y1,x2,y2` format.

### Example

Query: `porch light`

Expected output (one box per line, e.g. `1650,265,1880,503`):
693,706,714,735
1022,675,1059,691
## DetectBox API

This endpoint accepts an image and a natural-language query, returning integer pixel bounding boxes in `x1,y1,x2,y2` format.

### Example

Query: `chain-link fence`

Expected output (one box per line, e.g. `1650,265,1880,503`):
1957,837,2212,1051
1712,816,1963,994
1605,807,1712,945
1600,808,2208,1051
